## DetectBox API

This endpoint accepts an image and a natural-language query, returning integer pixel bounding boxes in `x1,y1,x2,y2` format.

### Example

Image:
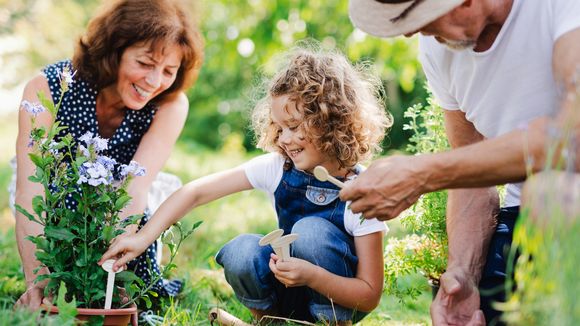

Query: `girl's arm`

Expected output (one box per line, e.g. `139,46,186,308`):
14,75,55,308
271,231,384,312
100,165,254,271
117,93,189,233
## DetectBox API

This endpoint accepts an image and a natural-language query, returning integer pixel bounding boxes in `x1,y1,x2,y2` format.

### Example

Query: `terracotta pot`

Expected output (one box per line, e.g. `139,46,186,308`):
41,303,138,326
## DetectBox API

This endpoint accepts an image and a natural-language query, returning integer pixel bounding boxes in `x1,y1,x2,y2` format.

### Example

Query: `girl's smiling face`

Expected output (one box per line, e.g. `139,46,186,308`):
115,42,182,109
271,95,344,176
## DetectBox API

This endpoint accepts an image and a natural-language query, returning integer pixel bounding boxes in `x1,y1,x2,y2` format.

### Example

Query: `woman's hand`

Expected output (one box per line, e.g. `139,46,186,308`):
268,254,318,287
99,233,149,272
14,282,46,310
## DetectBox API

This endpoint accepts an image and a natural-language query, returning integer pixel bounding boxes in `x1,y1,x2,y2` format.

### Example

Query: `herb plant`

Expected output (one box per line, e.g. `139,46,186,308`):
383,93,449,302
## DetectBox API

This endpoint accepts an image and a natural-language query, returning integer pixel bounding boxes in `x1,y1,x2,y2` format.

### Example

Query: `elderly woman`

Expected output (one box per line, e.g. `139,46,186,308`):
13,0,203,309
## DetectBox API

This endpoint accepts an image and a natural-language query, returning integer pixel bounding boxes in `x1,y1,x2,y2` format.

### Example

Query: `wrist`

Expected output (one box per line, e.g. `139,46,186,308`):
416,153,451,193
445,263,482,284
306,264,322,288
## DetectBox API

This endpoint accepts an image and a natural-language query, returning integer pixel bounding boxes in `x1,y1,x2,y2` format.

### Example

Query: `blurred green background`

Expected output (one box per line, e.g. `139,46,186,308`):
0,0,427,152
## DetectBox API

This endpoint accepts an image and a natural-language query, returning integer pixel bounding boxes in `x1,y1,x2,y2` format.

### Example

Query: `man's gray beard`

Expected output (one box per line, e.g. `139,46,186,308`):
441,39,477,51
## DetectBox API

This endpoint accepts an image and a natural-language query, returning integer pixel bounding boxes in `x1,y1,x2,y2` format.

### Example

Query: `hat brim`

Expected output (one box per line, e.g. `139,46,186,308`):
349,0,465,38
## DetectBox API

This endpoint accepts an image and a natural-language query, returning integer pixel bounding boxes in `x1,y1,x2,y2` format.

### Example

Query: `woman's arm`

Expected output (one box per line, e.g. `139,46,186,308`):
119,92,189,224
271,231,385,312
14,75,55,308
100,166,254,270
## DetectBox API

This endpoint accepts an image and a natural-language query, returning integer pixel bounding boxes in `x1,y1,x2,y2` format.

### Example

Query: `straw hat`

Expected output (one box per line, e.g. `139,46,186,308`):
349,0,465,38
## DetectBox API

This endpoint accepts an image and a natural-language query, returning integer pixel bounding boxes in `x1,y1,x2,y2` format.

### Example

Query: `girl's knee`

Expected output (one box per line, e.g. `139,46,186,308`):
217,234,271,277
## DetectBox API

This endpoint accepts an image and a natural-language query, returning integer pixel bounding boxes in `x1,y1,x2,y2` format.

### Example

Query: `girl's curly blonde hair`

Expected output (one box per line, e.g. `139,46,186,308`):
252,46,392,169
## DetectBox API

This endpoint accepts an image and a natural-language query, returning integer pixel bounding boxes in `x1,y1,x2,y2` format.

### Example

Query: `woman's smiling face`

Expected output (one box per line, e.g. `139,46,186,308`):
116,42,182,109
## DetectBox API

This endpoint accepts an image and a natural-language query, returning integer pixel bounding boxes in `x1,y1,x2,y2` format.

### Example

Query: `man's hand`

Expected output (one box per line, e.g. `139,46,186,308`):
14,282,45,310
340,155,428,221
268,254,317,287
430,270,485,326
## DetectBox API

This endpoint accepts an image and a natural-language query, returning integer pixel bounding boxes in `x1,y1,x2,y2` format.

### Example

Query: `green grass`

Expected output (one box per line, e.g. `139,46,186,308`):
0,112,432,325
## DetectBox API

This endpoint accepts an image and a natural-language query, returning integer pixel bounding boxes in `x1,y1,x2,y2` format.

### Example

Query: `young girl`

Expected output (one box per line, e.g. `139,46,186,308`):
100,47,392,325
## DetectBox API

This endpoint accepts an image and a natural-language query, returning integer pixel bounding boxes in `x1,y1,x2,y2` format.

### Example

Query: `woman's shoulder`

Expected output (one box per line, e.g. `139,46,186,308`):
24,74,50,95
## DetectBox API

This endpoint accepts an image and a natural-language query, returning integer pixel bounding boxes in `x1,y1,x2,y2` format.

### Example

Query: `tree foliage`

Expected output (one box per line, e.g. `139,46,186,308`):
1,0,428,151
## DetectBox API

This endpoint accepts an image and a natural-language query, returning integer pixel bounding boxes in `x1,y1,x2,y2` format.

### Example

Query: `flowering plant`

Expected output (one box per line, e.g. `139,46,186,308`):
16,66,148,308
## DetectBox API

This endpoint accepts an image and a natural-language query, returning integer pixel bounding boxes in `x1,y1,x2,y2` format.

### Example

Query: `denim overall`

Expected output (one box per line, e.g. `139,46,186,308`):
216,166,366,323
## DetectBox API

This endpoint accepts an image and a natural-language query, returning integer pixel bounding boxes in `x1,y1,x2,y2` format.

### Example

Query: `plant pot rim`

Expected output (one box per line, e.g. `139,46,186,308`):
40,303,138,315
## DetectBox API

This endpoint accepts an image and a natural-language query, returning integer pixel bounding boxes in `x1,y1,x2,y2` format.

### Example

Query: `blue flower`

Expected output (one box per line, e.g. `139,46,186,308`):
79,132,94,146
120,160,147,177
96,155,117,171
21,100,46,117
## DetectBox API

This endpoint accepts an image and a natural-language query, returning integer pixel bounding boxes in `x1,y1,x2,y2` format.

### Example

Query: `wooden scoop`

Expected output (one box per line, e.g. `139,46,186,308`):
258,229,284,247
271,234,299,261
313,166,344,188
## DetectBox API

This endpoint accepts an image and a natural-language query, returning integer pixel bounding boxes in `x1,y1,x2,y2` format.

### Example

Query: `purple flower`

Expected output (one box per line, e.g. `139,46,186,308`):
21,100,46,117
79,132,94,146
96,155,116,171
78,131,109,152
120,160,146,177
59,66,76,86
78,161,113,186
78,144,90,157
48,141,59,155
92,136,109,152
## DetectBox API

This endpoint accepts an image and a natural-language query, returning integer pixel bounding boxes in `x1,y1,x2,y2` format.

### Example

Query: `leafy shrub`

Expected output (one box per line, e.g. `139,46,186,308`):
383,93,449,302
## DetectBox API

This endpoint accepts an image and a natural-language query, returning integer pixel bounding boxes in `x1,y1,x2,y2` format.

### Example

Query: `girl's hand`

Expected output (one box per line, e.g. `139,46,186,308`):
98,233,148,272
268,253,317,287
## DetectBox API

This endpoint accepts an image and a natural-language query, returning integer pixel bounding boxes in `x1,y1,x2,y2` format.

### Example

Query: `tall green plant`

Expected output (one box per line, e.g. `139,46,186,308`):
15,66,147,308
384,93,449,302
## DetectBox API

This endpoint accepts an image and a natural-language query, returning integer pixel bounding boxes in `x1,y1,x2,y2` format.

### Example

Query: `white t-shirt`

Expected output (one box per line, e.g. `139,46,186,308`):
242,152,388,237
419,0,580,207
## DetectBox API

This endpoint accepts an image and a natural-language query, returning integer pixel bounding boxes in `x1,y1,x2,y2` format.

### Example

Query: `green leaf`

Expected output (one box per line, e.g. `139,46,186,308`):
45,226,77,241
28,152,44,168
102,225,114,243
116,271,141,283
56,281,78,319
32,195,45,219
141,295,152,309
37,91,58,118
15,204,42,224
114,195,132,211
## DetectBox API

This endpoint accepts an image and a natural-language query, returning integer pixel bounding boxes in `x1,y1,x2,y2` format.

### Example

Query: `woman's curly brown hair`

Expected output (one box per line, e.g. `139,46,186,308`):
252,47,392,169
72,0,203,104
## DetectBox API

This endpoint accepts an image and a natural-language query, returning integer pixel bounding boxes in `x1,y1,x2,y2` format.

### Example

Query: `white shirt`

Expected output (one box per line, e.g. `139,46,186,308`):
242,152,387,237
419,0,580,207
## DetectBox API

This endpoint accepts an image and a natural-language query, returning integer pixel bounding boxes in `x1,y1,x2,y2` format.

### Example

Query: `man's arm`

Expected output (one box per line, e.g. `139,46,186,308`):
341,27,580,221
430,110,499,326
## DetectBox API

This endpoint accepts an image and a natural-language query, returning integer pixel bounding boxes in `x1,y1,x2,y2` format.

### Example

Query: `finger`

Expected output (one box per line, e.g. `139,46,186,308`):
339,179,364,202
42,297,52,306
113,254,135,271
99,246,121,264
467,310,485,326
347,198,376,215
269,258,280,274
440,273,462,295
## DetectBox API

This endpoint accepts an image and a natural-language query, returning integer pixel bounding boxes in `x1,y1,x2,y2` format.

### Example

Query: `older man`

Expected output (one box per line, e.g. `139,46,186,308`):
342,0,580,325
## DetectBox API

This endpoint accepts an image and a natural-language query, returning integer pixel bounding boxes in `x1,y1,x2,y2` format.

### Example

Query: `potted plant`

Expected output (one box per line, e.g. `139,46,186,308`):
16,65,196,324
383,94,449,302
